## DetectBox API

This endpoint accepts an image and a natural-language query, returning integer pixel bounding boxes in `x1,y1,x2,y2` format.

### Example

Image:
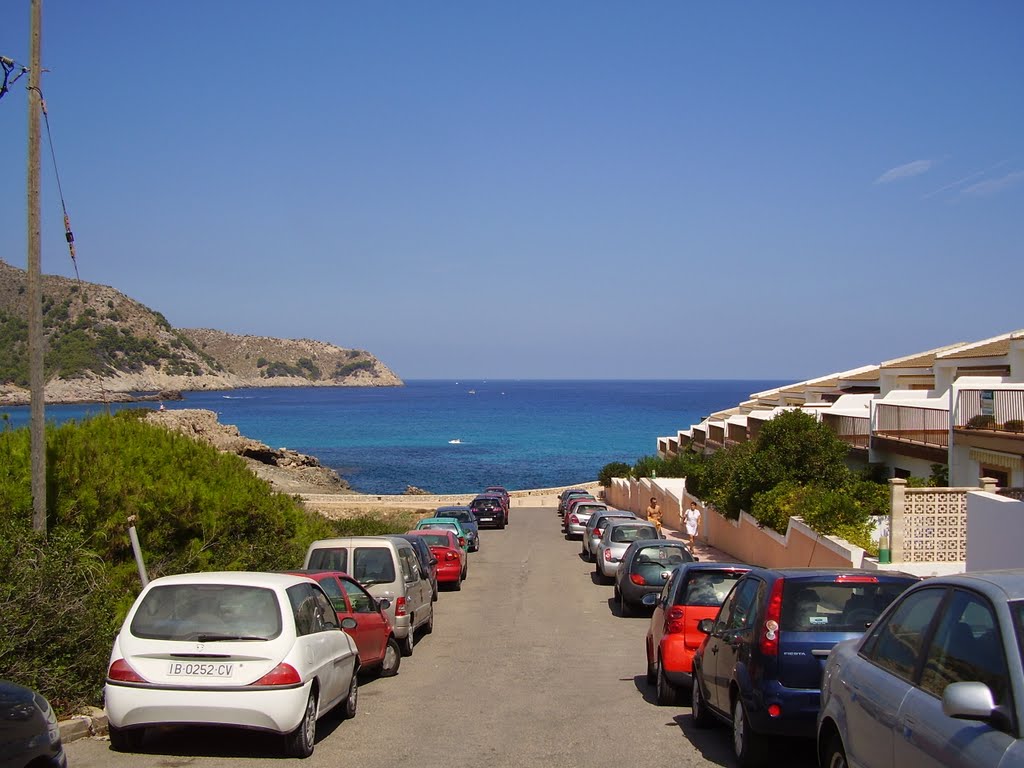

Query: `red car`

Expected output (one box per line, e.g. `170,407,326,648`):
405,530,466,590
287,570,401,678
643,562,750,705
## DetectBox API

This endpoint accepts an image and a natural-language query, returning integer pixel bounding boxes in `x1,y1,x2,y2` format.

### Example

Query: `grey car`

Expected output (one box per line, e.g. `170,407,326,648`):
593,520,660,583
613,540,695,617
581,510,636,561
817,569,1024,768
563,500,606,538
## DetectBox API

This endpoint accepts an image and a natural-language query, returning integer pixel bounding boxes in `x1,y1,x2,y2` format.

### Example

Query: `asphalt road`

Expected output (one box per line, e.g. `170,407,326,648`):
65,507,819,768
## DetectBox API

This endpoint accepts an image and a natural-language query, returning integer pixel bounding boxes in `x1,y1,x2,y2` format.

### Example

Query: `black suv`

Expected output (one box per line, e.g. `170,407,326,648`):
469,496,506,529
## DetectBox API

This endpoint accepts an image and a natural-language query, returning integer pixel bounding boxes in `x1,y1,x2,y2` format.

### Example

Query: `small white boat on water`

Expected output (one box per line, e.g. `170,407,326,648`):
448,439,462,444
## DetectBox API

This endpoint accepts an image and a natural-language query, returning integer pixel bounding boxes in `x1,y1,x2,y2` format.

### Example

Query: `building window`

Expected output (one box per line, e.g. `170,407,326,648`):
980,467,1009,487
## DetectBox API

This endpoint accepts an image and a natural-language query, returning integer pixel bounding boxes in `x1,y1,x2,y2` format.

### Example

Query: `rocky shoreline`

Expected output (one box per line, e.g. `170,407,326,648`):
145,408,352,495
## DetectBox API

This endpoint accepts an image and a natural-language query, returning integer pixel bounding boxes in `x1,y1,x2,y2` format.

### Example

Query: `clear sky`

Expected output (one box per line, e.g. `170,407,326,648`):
2,2,1021,380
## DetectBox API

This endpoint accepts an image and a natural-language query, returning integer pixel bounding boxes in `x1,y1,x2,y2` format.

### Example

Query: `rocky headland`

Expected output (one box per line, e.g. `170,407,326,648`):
0,259,402,405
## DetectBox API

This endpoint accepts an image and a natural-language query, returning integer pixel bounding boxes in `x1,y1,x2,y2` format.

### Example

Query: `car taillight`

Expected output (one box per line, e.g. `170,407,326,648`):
604,549,613,561
458,537,466,547
107,659,144,683
835,574,878,583
594,528,603,538
445,551,458,561
630,573,646,586
395,596,407,617
760,579,785,656
568,514,578,525
666,606,686,634
251,663,301,686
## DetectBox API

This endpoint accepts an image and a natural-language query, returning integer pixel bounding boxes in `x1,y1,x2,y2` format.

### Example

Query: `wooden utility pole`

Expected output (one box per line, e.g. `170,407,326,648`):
27,0,46,534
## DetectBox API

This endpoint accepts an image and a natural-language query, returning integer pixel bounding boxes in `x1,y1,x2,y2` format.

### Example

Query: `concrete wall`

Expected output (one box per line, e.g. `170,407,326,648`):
966,491,1024,570
608,477,867,568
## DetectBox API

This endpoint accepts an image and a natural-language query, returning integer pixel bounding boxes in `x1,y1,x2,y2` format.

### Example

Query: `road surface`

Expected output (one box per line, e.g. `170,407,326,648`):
65,507,818,768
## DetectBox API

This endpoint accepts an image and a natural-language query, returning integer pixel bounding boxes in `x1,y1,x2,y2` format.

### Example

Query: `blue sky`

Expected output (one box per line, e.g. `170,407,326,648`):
2,2,1021,380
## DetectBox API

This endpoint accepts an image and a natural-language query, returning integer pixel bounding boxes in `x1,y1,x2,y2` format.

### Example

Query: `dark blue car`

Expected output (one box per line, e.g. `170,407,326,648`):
690,567,919,768
435,506,481,552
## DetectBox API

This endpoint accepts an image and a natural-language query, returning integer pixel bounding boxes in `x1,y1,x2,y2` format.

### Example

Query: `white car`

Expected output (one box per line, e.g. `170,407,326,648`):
104,571,360,758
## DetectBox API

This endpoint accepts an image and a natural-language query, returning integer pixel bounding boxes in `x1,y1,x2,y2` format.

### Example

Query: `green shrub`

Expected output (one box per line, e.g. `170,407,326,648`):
0,414,343,715
598,462,632,486
967,414,996,429
1004,419,1024,433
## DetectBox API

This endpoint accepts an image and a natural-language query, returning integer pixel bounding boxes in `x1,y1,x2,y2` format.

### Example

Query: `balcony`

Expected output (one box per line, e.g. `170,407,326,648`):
873,403,950,449
954,389,1024,436
821,412,869,450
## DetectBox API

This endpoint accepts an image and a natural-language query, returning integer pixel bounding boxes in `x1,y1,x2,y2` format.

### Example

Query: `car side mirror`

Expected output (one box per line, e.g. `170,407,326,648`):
641,593,658,607
942,681,1012,731
697,618,714,634
693,556,700,562
429,557,438,566
340,617,358,630
377,598,391,611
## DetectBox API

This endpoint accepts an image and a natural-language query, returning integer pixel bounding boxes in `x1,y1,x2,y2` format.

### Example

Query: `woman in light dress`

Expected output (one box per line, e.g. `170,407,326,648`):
683,502,701,551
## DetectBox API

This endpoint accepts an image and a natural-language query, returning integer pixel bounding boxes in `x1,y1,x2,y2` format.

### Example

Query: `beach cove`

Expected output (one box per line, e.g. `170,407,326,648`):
1,379,784,494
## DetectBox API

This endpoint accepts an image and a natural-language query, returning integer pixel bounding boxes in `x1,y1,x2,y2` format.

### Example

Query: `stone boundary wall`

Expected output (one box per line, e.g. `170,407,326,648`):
607,477,865,569
301,480,602,515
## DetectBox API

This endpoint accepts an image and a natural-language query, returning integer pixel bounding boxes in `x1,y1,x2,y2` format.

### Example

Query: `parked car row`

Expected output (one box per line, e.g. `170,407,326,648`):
612,536,1024,768
102,488,513,759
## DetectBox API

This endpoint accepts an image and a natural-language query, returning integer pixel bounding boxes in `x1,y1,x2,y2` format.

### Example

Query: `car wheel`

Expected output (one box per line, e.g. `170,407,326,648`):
691,675,715,728
342,674,358,720
581,546,590,562
108,724,145,753
656,657,679,706
424,606,434,635
620,592,633,618
379,637,401,677
461,563,468,580
732,696,765,768
823,735,848,768
400,632,415,657
645,644,657,685
285,690,317,758
432,581,438,602
453,573,462,591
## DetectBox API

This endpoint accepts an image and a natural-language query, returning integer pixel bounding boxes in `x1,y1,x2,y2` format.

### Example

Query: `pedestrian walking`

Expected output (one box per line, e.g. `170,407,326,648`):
683,501,701,551
646,496,663,536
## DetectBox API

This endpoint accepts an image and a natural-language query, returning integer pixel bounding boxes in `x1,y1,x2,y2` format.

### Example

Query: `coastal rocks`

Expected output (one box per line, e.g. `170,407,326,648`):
145,408,350,495
403,485,432,495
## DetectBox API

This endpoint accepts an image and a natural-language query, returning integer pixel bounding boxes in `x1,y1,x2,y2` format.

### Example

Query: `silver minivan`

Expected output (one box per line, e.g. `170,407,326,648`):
304,536,433,656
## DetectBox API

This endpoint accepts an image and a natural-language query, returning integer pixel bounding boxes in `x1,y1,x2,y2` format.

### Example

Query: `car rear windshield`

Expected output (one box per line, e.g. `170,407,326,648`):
421,534,453,548
781,578,917,632
631,546,692,575
307,546,347,572
576,504,607,515
610,524,658,543
471,499,500,511
130,584,283,641
443,511,473,523
679,571,744,607
351,547,397,586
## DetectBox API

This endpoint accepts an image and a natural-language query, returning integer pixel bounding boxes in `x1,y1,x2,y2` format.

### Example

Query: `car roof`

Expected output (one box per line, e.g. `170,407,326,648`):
419,517,460,524
744,566,919,582
914,569,1024,600
436,506,471,512
485,486,508,492
406,529,457,541
145,571,312,589
607,518,655,528
308,536,401,546
284,569,355,582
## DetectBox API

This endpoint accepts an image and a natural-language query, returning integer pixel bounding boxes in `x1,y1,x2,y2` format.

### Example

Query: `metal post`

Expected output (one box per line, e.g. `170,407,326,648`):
27,0,46,534
128,518,149,588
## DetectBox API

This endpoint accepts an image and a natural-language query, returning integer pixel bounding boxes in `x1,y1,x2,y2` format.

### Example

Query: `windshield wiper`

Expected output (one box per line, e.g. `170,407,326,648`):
195,633,267,642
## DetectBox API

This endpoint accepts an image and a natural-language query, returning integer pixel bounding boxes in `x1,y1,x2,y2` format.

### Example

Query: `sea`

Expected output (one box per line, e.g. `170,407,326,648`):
1,379,784,495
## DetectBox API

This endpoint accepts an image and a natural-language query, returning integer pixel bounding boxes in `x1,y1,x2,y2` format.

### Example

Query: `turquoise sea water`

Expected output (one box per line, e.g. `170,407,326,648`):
1,380,783,494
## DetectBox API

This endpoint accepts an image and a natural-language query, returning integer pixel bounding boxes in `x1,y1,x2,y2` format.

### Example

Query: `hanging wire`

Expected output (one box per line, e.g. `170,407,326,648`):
29,85,79,279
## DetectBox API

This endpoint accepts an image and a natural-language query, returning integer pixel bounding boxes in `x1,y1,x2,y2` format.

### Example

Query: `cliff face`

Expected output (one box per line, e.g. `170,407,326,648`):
0,259,402,404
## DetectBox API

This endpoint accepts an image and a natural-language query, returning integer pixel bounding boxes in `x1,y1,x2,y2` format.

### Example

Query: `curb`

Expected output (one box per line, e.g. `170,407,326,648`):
59,707,108,744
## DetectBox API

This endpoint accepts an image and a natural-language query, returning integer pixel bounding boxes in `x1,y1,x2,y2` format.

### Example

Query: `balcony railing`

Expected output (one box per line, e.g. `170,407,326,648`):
955,389,1024,435
821,413,870,449
874,403,949,448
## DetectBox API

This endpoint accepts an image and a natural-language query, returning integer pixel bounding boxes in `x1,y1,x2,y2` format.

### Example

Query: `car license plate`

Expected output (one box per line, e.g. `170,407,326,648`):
480,516,493,521
167,662,234,677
